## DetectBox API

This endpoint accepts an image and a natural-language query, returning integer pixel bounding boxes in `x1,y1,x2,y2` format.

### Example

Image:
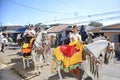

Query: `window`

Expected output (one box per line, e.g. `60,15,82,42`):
114,34,120,43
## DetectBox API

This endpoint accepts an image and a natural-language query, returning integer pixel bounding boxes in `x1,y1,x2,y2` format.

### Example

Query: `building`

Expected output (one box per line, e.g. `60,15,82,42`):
88,23,120,51
47,24,72,45
101,23,120,51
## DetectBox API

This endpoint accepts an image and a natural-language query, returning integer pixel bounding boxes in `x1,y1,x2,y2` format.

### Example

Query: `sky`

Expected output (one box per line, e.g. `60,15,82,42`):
0,0,120,26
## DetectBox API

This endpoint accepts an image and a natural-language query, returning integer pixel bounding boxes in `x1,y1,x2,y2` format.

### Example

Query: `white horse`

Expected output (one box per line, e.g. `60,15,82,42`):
51,40,115,80
82,40,115,80
31,31,56,74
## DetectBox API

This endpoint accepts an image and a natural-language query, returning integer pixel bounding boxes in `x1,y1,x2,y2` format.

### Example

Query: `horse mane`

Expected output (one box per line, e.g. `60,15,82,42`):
34,31,47,47
85,40,109,58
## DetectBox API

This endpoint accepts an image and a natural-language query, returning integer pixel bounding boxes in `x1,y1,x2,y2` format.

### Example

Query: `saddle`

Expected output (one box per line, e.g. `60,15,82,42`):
22,38,35,55
60,45,79,57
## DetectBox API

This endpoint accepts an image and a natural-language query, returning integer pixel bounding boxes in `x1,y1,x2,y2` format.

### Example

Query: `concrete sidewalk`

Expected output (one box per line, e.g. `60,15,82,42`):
0,61,21,80
0,45,120,80
0,45,43,80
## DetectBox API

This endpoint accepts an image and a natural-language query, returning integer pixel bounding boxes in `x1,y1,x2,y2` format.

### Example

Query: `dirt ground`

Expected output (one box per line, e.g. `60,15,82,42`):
0,44,120,80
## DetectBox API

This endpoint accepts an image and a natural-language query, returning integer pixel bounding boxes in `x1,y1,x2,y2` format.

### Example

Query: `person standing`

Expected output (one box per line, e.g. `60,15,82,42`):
0,30,5,53
79,25,88,42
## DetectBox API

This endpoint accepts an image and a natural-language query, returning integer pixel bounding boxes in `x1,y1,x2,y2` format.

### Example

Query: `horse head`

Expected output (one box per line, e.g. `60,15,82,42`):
103,42,115,64
32,31,48,55
47,33,57,47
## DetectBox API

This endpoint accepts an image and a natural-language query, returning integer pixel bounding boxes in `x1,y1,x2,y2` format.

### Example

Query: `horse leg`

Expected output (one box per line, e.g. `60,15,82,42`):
44,53,49,65
51,60,56,73
23,57,26,70
81,60,88,80
34,55,42,75
34,60,41,75
57,65,63,80
27,58,30,68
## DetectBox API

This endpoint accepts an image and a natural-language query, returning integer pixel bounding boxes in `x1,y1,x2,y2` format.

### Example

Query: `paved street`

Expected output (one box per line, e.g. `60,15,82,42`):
0,44,120,80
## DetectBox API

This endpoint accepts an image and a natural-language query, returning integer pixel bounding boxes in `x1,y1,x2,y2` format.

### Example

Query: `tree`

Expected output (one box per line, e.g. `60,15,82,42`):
89,21,103,27
34,23,42,27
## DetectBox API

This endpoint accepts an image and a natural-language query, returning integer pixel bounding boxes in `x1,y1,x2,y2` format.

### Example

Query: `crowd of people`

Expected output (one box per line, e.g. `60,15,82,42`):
0,24,112,53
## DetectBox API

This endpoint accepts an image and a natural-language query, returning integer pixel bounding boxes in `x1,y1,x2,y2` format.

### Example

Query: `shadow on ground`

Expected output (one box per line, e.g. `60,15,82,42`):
48,69,85,80
7,57,35,79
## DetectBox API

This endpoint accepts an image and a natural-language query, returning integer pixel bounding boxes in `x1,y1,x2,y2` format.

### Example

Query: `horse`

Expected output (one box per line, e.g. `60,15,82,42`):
22,36,35,70
31,31,56,74
82,40,115,80
47,33,57,47
51,40,115,80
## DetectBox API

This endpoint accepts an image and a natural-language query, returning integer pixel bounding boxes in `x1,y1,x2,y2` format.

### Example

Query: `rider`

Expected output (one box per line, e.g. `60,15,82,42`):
70,25,82,42
22,24,36,57
23,24,36,41
53,25,84,73
70,25,84,60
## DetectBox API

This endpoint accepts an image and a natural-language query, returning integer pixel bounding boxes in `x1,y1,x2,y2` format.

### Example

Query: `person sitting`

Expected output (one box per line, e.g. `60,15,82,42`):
22,24,36,57
53,25,84,73
23,24,36,42
70,25,82,42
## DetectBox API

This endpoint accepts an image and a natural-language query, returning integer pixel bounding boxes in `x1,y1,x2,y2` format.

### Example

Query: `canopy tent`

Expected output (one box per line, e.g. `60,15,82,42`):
16,26,28,33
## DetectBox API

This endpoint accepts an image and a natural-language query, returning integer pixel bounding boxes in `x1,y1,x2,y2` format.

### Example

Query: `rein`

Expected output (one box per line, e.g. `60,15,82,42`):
84,47,101,64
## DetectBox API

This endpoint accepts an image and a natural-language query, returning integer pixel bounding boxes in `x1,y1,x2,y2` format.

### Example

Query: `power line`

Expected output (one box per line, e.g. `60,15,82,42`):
8,0,120,16
41,13,120,23
75,15,120,24
7,0,120,24
89,11,120,17
8,0,72,15
43,10,120,23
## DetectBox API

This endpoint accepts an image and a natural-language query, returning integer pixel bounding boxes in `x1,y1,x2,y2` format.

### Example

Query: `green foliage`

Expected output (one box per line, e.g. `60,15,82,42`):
34,23,42,27
89,21,103,27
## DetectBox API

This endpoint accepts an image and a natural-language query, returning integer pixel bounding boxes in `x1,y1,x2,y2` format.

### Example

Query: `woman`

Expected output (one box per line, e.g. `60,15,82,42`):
70,25,82,42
